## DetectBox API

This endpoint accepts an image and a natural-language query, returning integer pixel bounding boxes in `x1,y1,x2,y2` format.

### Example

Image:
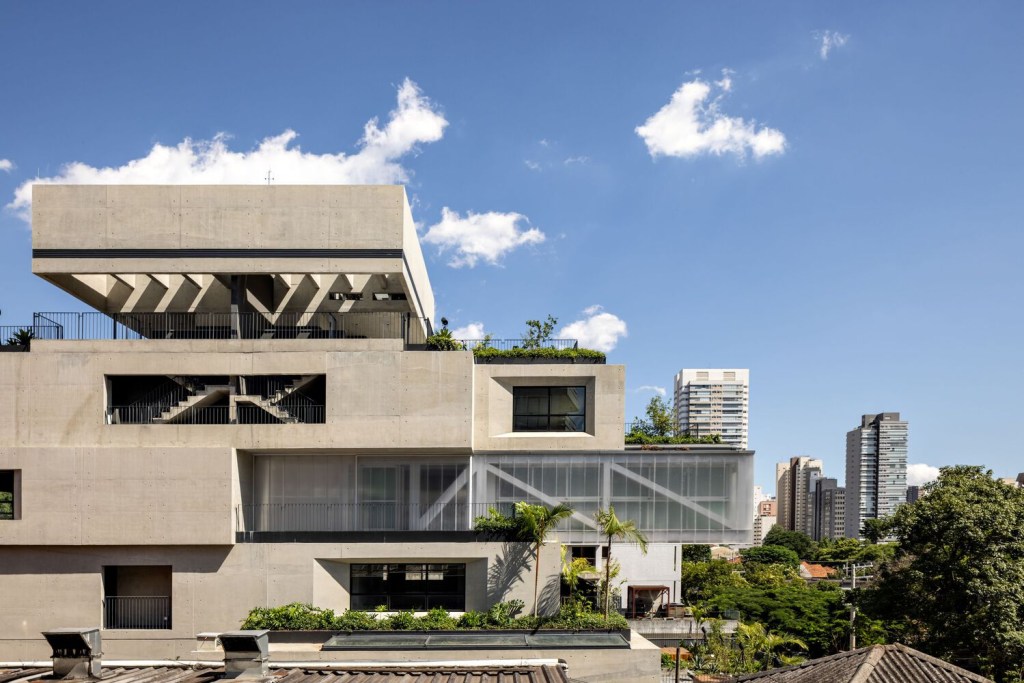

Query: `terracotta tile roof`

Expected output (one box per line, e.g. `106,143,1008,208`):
799,561,835,579
729,643,993,682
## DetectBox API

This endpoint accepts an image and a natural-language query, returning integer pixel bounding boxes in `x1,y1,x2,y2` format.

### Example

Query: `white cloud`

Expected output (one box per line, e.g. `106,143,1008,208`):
816,30,850,60
421,207,546,268
0,159,13,173
7,78,447,223
636,72,786,160
635,385,667,397
450,322,486,339
563,156,590,165
558,307,628,353
907,463,940,487
524,160,542,172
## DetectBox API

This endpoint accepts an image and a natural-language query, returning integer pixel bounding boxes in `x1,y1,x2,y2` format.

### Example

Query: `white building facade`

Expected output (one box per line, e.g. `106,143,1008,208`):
673,369,749,448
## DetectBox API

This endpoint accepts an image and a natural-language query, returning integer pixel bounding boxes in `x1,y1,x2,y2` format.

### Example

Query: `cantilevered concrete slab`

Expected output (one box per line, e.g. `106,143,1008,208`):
31,185,434,324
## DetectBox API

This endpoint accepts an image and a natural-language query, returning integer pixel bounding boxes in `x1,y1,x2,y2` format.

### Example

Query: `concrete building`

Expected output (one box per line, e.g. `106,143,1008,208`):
845,412,908,539
811,478,846,541
751,496,777,545
673,369,749,448
0,185,754,661
776,456,823,536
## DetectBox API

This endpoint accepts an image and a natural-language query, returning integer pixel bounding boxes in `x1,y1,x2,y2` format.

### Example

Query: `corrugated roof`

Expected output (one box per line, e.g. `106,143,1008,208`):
729,643,993,682
0,664,570,683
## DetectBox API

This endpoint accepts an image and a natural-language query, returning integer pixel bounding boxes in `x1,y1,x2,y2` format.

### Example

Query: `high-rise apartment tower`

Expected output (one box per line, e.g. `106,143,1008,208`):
673,369,749,448
776,456,823,536
845,412,908,539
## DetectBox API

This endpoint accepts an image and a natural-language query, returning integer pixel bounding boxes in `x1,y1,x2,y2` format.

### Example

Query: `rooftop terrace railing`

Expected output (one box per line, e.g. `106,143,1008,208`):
31,311,428,344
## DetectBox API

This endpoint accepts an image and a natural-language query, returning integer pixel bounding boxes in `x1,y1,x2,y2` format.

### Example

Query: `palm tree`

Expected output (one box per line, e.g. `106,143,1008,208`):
514,502,574,616
595,506,648,618
735,622,808,672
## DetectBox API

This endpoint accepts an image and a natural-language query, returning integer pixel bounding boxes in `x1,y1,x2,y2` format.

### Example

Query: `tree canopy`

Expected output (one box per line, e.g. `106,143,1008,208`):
762,526,816,559
859,466,1024,682
740,545,800,568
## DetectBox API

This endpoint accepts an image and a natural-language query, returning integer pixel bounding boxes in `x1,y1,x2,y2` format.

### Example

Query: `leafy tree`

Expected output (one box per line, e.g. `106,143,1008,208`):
813,537,864,562
706,583,855,657
740,545,800,568
522,315,558,349
680,544,713,563
860,517,891,544
595,506,648,618
859,466,1024,682
644,395,675,436
762,526,816,559
474,502,574,617
679,559,745,604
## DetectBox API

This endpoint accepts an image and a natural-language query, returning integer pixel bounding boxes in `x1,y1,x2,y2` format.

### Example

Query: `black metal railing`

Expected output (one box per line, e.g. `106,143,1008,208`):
236,502,510,534
454,338,579,351
107,404,326,425
30,311,428,344
104,596,171,630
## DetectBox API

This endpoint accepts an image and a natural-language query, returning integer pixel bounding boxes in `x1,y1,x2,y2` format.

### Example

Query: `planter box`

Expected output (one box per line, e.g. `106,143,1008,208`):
473,357,605,365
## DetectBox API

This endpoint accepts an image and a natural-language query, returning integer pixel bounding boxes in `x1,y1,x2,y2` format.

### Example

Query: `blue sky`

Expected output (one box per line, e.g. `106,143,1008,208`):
1,2,1022,493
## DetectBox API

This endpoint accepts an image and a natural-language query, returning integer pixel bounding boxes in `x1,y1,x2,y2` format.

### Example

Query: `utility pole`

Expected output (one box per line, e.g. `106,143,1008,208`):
849,563,857,650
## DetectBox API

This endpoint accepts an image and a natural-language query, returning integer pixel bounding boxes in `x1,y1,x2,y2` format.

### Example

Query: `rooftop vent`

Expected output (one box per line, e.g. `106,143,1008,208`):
218,630,270,679
42,628,102,679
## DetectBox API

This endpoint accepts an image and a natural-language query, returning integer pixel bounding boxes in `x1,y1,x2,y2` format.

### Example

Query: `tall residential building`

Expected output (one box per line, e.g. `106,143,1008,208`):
776,456,823,536
0,185,755,660
906,485,921,503
673,369,749,448
752,497,777,545
845,412,908,539
811,478,846,541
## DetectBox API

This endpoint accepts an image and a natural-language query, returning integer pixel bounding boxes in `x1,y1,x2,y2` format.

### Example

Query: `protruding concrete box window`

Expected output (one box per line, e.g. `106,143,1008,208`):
512,386,587,432
102,565,172,629
0,470,19,520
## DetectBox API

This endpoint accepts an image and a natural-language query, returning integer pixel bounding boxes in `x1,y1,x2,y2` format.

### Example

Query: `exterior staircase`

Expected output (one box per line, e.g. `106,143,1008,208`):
155,384,231,423
234,395,300,423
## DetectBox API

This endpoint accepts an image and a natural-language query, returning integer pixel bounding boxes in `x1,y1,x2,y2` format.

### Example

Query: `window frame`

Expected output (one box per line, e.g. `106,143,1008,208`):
512,386,587,433
0,470,20,521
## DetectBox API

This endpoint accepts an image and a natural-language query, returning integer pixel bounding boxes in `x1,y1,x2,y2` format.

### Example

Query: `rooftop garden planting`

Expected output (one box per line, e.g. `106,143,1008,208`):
240,598,628,632
625,396,723,444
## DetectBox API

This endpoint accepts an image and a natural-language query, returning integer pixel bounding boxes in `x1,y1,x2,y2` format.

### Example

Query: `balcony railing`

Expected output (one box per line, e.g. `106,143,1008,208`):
106,404,325,425
104,596,171,630
236,502,509,535
30,311,428,344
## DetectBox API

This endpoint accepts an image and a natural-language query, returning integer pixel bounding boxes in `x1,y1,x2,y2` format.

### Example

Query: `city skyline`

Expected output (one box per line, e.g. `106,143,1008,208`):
2,3,1022,493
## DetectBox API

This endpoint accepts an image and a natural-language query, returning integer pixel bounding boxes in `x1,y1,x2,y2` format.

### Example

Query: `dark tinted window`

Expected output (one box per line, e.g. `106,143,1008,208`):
513,386,586,432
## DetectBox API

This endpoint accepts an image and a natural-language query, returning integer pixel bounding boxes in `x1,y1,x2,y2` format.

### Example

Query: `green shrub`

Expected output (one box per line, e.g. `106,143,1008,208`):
456,611,487,628
486,599,525,626
383,610,419,630
241,603,336,630
472,346,606,362
333,609,379,631
418,606,458,630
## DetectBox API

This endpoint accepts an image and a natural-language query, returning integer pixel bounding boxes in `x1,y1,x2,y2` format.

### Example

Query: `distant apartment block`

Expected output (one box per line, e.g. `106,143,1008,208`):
776,456,823,537
811,478,846,541
673,369,749,448
845,412,908,539
752,497,777,545
906,485,921,503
